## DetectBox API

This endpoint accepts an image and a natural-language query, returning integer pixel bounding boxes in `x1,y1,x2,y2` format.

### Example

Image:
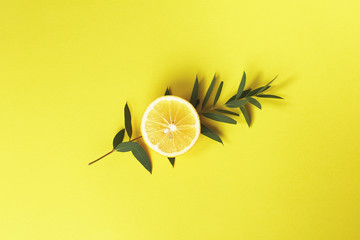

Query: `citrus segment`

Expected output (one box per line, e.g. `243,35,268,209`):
141,96,200,157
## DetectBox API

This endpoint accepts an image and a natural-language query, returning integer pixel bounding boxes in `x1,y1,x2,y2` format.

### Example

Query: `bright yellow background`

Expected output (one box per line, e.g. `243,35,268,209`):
1,0,360,239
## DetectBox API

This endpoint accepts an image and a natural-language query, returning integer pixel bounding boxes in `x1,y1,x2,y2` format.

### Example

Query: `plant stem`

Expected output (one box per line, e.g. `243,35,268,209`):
199,105,218,114
130,136,142,142
88,136,143,166
88,149,114,166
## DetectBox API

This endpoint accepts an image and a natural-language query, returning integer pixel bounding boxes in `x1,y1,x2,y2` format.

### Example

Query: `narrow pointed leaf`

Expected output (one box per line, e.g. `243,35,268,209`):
213,81,223,106
202,112,237,124
240,106,251,127
240,89,251,98
225,99,248,108
256,94,283,99
226,94,236,104
194,99,200,108
114,141,138,152
113,129,125,149
131,143,152,173
247,97,262,109
226,89,251,103
201,75,216,109
214,109,239,116
259,75,278,92
164,87,171,95
247,86,270,96
168,157,175,167
200,124,223,144
265,75,278,87
236,71,246,100
124,103,132,138
189,76,199,107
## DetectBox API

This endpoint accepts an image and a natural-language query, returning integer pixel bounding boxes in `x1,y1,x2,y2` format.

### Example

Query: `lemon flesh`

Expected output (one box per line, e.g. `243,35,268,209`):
141,96,200,157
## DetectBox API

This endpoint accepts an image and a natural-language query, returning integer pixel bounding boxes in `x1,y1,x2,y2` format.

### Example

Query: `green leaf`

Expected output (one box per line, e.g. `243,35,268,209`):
168,157,175,167
124,103,132,139
164,87,171,95
259,75,278,92
201,75,216,109
114,141,138,152
131,143,152,174
225,99,248,108
247,97,262,109
226,94,236,103
247,86,270,96
113,129,125,149
256,94,283,99
202,112,237,124
213,81,223,106
240,89,251,98
214,109,239,116
189,76,199,107
200,124,223,144
240,106,251,127
236,71,246,100
226,89,251,103
194,99,200,108
265,75,278,87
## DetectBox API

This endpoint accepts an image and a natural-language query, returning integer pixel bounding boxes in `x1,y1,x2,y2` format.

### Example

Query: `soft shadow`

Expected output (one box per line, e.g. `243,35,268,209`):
244,104,254,127
247,72,264,90
269,74,296,92
242,71,296,124
135,67,294,168
153,66,201,100
137,140,154,172
200,117,225,138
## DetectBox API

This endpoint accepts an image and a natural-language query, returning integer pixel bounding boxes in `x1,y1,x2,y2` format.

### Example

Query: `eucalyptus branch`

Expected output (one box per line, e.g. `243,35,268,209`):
130,136,142,142
90,72,283,173
88,149,115,166
88,135,143,166
195,72,282,140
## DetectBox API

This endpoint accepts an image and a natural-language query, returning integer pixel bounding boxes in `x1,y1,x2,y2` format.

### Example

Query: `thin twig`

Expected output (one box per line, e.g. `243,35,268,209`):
130,136,142,142
88,149,114,166
88,136,143,166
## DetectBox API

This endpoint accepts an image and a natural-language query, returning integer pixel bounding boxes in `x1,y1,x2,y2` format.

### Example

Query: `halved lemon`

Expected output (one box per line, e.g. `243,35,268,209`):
141,96,201,157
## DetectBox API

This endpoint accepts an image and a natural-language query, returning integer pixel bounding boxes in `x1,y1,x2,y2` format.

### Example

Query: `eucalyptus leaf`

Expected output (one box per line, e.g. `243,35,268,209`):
201,75,216,109
200,124,223,144
265,75,278,87
190,76,199,107
124,103,132,139
258,75,278,92
114,141,138,152
213,81,223,106
168,157,175,167
214,109,239,116
225,99,248,108
202,112,237,124
247,86,270,96
256,94,283,99
240,89,251,98
226,89,251,103
112,129,125,149
247,97,262,109
240,106,251,127
131,143,152,173
194,99,200,108
165,87,171,95
226,94,236,103
236,71,246,100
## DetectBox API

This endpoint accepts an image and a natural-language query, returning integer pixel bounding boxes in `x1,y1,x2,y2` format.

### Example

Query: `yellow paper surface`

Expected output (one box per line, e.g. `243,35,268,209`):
1,1,359,239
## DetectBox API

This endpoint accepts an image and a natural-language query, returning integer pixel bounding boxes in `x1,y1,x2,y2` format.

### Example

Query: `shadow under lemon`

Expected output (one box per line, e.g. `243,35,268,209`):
89,69,290,171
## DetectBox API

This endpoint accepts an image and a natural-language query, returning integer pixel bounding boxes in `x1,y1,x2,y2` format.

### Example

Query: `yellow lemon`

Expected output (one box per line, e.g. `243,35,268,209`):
141,96,200,157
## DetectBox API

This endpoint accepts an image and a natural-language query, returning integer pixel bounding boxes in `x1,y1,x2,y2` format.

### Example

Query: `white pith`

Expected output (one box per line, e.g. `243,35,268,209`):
141,96,200,157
